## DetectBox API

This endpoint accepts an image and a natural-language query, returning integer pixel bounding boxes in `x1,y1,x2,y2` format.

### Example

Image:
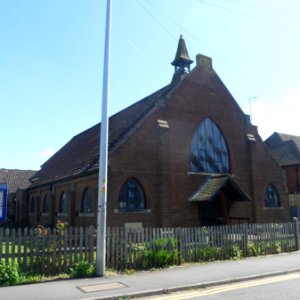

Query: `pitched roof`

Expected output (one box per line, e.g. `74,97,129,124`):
0,169,36,194
265,132,300,166
189,175,250,202
30,84,175,187
277,132,300,150
29,46,245,189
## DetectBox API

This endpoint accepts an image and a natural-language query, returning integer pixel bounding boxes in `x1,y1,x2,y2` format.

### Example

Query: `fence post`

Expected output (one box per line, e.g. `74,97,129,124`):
175,227,182,265
293,217,300,251
242,224,248,255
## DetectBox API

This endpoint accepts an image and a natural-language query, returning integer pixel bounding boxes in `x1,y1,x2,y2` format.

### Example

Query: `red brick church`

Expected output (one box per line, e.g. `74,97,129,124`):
17,36,290,228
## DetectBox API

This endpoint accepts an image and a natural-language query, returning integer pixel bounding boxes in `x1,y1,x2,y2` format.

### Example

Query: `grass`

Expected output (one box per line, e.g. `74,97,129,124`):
16,273,70,285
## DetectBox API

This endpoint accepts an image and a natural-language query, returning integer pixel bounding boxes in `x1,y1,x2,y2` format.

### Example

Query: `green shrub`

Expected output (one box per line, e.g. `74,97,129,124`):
247,241,260,257
141,238,178,269
227,244,242,260
70,261,96,278
0,261,20,286
201,246,215,261
274,241,282,254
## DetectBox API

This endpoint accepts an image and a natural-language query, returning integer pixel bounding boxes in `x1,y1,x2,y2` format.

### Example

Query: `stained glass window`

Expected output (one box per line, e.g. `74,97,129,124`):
42,194,49,214
265,184,280,207
81,188,92,213
59,192,68,214
119,178,145,210
190,118,229,173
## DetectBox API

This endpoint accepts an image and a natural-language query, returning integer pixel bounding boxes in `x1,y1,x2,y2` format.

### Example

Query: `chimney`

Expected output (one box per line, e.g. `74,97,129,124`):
196,54,212,69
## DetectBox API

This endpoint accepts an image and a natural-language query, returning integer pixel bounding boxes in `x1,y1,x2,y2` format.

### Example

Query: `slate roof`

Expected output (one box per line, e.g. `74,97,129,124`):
265,132,300,166
277,133,300,150
0,169,36,194
30,84,176,187
189,175,250,202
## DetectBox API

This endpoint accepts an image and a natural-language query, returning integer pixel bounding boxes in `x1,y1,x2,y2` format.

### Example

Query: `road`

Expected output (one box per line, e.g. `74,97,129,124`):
137,272,300,300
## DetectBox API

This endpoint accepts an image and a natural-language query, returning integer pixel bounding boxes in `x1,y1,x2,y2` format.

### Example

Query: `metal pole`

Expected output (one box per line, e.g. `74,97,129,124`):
96,0,112,277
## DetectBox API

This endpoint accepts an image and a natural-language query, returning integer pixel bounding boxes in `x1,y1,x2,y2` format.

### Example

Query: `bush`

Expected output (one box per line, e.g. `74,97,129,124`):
71,261,96,278
227,244,242,260
0,261,20,286
200,246,216,261
247,241,260,257
141,238,178,269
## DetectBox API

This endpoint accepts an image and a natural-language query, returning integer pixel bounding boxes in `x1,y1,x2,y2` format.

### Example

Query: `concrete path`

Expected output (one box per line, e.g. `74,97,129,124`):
1,251,300,300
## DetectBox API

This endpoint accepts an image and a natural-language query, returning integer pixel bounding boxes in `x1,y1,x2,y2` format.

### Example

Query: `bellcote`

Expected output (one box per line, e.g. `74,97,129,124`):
171,35,193,75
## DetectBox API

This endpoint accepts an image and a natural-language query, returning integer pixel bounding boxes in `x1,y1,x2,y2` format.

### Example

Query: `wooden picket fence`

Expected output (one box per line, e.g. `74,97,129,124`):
0,221,298,275
106,222,297,270
0,226,95,275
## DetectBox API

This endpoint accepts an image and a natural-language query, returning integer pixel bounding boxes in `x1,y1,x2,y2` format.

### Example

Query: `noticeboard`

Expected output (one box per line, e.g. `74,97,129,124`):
0,183,7,222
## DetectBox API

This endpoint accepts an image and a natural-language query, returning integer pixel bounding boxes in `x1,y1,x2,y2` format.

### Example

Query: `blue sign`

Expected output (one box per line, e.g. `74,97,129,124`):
0,183,7,222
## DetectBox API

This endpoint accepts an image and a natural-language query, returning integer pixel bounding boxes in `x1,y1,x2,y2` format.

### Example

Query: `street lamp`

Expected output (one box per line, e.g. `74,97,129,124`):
96,0,112,277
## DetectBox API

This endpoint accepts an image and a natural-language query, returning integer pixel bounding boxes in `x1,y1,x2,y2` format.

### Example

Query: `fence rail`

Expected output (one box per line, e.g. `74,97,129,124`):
0,221,298,275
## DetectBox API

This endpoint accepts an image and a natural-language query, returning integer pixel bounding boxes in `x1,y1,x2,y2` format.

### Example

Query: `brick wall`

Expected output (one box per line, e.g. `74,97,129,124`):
24,60,290,228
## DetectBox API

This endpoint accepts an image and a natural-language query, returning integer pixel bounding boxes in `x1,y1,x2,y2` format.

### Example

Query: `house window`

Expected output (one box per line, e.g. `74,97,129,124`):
81,188,92,214
265,184,280,208
30,197,36,214
119,178,145,210
42,194,49,214
190,118,229,173
59,192,68,214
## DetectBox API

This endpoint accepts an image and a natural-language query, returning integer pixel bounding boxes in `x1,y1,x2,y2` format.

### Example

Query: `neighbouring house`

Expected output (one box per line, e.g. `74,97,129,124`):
265,132,300,218
0,168,36,226
19,36,290,228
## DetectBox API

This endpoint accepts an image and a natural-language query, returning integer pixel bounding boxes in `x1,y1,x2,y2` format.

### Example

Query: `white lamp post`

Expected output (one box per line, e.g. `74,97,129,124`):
96,0,112,277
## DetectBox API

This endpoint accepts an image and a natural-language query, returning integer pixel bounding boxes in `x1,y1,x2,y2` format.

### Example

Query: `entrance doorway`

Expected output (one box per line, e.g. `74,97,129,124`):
199,192,229,226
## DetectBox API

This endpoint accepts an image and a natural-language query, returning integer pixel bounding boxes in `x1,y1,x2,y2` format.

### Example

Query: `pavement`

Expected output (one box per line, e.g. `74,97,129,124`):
1,251,300,300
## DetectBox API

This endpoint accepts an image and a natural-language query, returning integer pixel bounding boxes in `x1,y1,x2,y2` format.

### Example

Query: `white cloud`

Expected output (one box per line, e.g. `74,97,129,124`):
251,92,300,140
39,148,55,159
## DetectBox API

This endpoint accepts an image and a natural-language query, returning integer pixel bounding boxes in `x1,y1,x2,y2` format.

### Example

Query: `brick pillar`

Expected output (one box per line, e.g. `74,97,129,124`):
69,186,76,227
157,119,171,227
49,191,56,227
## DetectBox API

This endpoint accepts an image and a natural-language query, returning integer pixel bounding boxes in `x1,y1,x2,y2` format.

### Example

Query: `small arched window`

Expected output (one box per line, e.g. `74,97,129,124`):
265,184,280,208
190,118,229,173
81,188,92,213
59,192,68,214
30,197,36,214
42,194,49,214
119,178,146,210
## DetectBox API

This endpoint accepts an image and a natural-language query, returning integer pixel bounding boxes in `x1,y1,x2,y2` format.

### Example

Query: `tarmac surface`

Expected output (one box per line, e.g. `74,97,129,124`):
1,251,300,300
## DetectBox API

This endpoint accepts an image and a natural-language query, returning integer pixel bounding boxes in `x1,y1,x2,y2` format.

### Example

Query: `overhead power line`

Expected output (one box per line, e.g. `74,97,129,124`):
196,0,260,19
220,0,298,18
251,0,300,11
136,0,177,40
136,0,297,115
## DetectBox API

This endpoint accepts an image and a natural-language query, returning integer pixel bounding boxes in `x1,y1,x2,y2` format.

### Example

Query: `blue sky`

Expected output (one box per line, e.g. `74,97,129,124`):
1,0,300,170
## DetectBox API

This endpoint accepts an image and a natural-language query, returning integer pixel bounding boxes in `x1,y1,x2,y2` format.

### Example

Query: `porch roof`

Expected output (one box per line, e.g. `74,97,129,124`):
189,175,251,202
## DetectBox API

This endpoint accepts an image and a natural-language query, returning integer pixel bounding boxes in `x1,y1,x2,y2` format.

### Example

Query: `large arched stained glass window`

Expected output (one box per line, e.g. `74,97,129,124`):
190,118,229,173
119,178,146,210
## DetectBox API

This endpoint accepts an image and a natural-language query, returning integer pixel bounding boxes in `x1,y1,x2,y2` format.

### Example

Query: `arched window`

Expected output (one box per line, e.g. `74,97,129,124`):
81,188,92,213
190,118,229,173
119,178,146,210
30,197,36,214
42,194,49,214
265,184,280,207
59,192,68,214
